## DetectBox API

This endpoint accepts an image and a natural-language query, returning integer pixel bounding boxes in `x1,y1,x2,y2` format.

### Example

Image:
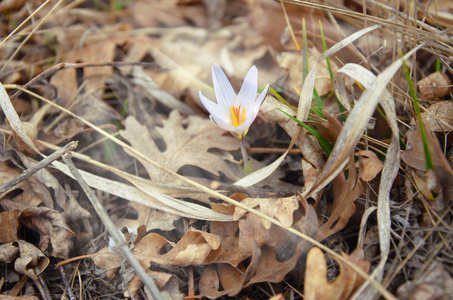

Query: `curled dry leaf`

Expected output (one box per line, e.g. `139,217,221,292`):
0,241,20,264
417,72,452,100
1,199,74,258
304,247,370,300
13,240,50,281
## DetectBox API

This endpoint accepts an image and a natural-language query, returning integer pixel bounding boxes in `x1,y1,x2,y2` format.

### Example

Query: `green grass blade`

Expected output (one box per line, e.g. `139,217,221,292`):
269,86,296,112
278,109,332,155
399,50,433,171
319,20,334,82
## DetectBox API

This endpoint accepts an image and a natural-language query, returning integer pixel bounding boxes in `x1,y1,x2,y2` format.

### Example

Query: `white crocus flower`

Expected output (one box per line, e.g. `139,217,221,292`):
199,63,269,140
199,63,269,174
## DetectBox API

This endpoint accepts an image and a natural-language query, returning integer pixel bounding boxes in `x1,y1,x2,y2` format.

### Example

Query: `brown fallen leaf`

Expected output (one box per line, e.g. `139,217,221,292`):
316,152,365,241
422,101,453,132
202,195,318,297
417,72,452,100
13,240,50,281
199,265,232,299
0,241,20,264
118,110,242,230
1,199,74,258
233,196,300,229
304,247,370,300
0,157,62,210
356,150,384,182
95,228,222,269
0,210,20,243
401,120,453,201
121,111,241,183
93,227,221,296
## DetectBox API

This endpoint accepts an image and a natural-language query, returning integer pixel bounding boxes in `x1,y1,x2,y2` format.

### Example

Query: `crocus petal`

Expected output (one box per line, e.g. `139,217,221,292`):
199,91,229,119
212,63,237,111
210,114,244,136
255,84,270,107
237,65,258,111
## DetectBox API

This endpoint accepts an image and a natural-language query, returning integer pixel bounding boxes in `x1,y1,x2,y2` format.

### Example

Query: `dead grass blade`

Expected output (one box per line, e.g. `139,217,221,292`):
0,84,40,154
61,154,163,300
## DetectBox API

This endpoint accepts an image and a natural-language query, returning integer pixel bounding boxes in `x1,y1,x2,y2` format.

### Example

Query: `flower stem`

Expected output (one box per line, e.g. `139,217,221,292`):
239,138,253,175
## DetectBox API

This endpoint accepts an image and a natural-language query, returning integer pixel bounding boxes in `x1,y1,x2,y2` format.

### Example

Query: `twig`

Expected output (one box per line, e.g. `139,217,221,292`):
61,153,163,300
58,266,77,300
35,269,52,300
9,61,161,101
0,141,78,197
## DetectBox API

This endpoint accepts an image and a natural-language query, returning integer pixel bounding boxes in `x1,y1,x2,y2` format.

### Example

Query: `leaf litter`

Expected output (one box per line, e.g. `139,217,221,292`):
0,0,453,299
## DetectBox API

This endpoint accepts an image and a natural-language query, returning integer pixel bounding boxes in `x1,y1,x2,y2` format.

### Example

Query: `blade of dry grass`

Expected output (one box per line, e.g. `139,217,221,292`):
0,84,40,154
62,154,163,300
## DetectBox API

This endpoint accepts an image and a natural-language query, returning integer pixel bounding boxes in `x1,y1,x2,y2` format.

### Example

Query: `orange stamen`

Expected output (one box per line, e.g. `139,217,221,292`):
230,105,245,127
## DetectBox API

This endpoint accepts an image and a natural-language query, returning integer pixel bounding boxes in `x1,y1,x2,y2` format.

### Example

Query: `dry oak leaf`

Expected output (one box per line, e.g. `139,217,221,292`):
120,110,241,183
304,247,370,300
200,243,310,298
203,197,318,298
93,228,220,296
211,195,318,268
355,150,383,182
213,200,284,267
1,199,74,258
94,228,221,271
401,121,453,201
118,110,240,231
233,196,299,229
